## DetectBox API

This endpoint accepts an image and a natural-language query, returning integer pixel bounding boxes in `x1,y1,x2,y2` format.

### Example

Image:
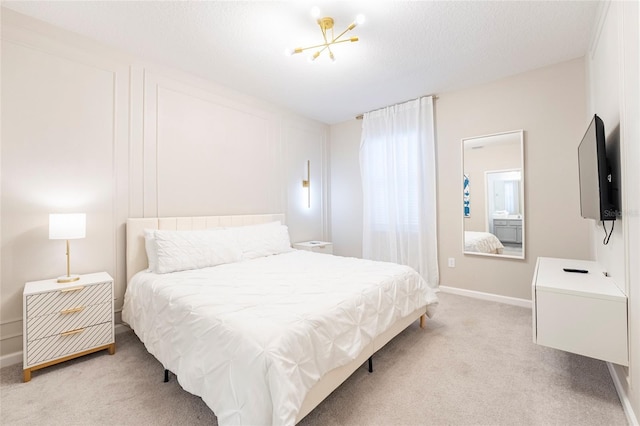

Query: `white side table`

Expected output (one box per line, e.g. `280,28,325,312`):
293,241,333,255
532,257,628,366
23,272,115,382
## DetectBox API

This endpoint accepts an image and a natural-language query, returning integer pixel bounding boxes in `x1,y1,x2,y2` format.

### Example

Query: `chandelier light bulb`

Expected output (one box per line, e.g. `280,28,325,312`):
329,52,336,62
355,14,366,26
284,48,293,56
310,6,321,19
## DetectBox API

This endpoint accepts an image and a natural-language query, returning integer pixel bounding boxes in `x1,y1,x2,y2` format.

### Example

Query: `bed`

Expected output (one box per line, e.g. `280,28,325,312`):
122,214,438,425
464,231,504,254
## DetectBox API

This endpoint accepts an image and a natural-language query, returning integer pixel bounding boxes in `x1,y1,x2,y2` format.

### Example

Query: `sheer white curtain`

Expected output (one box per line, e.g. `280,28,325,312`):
359,96,438,289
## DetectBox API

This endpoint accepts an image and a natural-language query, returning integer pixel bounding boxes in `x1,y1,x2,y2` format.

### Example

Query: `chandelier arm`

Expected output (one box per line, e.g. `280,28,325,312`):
330,23,356,44
294,42,331,52
328,38,357,46
320,22,330,45
295,37,357,54
315,44,331,56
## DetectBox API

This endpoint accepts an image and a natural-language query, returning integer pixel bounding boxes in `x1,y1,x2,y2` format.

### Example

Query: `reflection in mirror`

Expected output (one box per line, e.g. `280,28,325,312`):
462,130,524,259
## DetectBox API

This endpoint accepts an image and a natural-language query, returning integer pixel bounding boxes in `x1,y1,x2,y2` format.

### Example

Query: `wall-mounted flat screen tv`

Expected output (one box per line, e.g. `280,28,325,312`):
578,114,616,221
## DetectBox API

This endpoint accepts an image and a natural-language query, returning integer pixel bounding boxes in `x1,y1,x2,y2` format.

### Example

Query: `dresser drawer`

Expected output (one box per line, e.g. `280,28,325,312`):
26,302,112,341
26,321,113,367
26,281,112,318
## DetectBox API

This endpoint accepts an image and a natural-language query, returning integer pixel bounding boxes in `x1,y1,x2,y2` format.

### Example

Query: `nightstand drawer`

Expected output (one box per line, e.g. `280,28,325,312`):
26,281,112,318
26,302,112,341
26,321,113,367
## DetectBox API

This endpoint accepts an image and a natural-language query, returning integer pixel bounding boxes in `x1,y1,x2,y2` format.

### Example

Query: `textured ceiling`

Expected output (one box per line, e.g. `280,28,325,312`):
2,1,600,124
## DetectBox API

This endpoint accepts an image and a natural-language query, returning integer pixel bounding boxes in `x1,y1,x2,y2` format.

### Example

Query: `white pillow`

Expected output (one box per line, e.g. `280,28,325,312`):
233,222,293,260
144,229,159,272
152,228,242,274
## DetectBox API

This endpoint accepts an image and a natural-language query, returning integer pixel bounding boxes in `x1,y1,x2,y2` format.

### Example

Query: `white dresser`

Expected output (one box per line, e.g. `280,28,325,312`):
293,241,333,255
532,257,628,366
23,272,115,381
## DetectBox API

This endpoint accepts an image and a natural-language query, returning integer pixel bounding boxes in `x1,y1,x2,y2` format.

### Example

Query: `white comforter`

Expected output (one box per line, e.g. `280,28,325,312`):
122,250,438,425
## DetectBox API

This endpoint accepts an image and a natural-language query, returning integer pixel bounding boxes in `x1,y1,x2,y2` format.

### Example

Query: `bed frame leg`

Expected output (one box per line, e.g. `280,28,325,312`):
164,369,170,383
368,357,373,373
419,314,426,329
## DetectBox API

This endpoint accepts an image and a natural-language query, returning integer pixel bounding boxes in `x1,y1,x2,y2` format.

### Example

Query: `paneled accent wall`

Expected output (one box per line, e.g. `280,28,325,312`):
141,72,282,217
0,9,329,360
588,1,640,422
1,12,130,357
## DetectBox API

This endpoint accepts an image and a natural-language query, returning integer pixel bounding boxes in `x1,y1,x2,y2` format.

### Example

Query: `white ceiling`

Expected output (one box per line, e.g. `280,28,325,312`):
2,1,600,124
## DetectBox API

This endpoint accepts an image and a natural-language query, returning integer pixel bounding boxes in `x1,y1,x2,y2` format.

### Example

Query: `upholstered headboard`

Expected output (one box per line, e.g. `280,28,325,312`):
126,214,286,283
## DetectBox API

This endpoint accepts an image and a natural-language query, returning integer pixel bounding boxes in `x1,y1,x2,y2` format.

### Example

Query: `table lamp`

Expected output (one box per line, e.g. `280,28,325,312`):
49,213,86,283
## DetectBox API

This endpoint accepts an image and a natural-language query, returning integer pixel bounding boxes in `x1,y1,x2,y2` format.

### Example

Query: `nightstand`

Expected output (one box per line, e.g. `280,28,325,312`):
22,272,115,382
293,241,333,255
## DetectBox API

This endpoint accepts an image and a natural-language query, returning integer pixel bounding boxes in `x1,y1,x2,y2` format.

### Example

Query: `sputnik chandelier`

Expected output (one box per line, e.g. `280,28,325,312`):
286,7,365,62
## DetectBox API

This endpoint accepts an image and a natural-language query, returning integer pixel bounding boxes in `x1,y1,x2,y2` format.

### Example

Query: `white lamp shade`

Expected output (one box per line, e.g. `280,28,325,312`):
49,213,86,240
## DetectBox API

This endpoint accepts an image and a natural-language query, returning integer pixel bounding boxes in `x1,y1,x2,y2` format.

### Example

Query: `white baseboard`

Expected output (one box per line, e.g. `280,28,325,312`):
0,323,132,369
608,363,639,426
438,285,532,309
0,351,22,369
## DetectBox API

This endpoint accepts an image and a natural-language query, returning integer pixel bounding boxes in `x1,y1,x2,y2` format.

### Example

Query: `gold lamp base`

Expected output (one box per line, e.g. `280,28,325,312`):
57,239,80,283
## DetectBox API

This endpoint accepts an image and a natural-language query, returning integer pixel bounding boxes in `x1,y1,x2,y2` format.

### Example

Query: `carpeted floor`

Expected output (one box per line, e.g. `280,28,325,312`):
0,293,628,425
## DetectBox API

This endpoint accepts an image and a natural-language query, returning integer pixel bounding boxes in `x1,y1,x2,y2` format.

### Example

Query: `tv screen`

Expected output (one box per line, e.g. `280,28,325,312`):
578,114,616,221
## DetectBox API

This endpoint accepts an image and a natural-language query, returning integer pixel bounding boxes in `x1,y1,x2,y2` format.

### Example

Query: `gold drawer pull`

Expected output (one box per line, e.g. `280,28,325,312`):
60,286,85,293
60,306,85,315
60,328,85,337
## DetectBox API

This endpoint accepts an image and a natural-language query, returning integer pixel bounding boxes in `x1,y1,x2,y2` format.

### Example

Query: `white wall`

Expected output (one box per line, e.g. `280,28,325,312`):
587,1,639,423
438,58,592,300
0,9,329,359
330,58,591,300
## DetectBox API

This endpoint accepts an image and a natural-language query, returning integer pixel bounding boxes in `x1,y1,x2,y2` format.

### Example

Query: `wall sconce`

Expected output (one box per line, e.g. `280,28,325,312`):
49,213,86,283
302,160,310,208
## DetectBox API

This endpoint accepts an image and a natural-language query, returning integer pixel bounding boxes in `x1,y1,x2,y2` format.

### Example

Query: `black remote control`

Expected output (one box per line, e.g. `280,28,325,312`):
563,268,589,273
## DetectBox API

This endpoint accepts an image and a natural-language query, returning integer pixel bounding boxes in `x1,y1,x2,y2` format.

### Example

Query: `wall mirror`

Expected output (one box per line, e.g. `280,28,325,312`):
462,130,525,259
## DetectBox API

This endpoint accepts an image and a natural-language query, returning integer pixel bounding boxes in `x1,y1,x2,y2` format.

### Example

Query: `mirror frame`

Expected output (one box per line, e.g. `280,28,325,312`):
461,129,525,259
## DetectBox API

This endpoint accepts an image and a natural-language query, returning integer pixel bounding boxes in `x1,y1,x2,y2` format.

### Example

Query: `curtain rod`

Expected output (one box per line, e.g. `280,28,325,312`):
355,95,439,120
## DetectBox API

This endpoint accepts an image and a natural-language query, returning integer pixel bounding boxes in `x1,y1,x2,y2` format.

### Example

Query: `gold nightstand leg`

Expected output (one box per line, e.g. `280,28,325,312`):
108,343,116,355
23,369,31,383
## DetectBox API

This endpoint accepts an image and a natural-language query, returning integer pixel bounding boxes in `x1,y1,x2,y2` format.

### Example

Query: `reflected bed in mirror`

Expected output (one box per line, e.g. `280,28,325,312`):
462,130,525,259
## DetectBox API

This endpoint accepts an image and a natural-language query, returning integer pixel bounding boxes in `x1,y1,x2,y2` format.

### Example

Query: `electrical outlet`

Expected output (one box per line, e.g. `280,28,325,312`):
448,258,455,268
